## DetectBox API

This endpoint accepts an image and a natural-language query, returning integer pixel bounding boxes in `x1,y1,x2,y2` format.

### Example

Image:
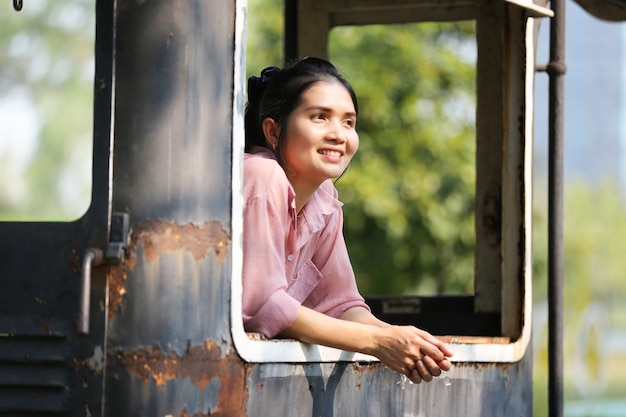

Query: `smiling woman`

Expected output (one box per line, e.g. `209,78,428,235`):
241,57,453,384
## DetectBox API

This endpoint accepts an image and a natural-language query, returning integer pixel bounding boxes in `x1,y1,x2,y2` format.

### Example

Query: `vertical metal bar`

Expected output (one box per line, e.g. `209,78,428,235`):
284,0,298,64
548,0,566,414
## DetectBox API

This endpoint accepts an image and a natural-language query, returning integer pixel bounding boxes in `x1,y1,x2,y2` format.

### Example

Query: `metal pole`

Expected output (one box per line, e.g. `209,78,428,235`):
548,0,566,414
284,0,298,63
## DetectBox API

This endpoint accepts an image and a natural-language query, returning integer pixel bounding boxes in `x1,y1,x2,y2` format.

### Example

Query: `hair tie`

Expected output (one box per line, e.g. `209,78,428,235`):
247,66,280,107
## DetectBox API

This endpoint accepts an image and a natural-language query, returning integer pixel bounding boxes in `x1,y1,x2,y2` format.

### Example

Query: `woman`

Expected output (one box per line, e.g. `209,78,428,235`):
242,57,452,384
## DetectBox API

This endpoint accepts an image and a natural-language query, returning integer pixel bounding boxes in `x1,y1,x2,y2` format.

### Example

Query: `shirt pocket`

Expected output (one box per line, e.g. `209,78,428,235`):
286,259,323,303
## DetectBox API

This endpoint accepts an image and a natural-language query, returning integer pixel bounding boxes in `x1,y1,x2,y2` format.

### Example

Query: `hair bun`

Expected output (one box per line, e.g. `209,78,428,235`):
247,66,280,107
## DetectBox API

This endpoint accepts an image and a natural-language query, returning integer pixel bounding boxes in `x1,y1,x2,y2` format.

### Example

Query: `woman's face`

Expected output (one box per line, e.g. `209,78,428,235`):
280,80,359,191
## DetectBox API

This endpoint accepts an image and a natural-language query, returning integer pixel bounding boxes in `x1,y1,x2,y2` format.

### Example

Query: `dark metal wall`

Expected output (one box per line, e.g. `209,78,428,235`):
0,0,114,414
104,1,245,415
247,360,531,417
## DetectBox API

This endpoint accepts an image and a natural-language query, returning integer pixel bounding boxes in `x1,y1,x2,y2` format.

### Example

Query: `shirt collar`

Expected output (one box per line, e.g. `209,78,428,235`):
249,146,343,232
300,180,343,234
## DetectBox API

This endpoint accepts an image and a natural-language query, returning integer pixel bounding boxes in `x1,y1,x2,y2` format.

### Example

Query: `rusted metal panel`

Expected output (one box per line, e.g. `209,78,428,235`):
130,220,230,264
246,356,531,417
105,218,236,415
107,341,248,416
105,0,239,414
107,219,230,321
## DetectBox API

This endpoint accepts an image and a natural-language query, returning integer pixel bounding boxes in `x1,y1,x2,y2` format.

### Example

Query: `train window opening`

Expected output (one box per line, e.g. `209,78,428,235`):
328,21,486,336
0,0,95,221
328,22,477,298
233,0,545,363
326,22,504,339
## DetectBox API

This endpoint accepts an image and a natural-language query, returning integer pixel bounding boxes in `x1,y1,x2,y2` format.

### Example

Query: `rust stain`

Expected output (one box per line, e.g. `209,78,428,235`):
106,219,230,321
351,362,381,376
172,408,215,417
452,362,513,372
108,265,127,321
130,219,230,264
115,340,248,416
74,346,105,377
36,318,56,331
438,335,511,344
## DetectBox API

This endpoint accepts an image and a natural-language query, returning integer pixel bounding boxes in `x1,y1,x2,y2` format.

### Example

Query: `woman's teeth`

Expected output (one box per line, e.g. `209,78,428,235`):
319,150,342,157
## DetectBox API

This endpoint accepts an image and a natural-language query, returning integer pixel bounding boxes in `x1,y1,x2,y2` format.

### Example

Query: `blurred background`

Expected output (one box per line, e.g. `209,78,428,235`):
1,0,624,415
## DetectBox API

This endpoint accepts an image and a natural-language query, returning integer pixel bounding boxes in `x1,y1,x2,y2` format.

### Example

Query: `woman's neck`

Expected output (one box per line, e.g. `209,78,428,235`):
288,175,323,213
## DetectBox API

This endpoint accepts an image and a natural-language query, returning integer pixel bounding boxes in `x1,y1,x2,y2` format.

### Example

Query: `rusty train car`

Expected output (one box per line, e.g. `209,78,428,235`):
4,0,617,415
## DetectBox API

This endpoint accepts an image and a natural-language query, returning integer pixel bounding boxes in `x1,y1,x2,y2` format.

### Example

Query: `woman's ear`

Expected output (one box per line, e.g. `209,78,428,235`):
262,118,281,149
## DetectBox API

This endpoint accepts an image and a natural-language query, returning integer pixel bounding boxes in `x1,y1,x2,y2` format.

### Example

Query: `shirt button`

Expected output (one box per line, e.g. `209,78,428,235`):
287,254,294,262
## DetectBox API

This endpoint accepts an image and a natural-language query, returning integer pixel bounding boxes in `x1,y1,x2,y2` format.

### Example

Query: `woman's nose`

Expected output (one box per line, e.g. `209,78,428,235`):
327,120,346,142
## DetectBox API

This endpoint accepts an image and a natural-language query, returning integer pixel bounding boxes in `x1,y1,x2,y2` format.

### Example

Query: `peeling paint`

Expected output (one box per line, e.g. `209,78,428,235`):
115,340,248,416
106,219,230,320
75,346,105,376
130,219,230,264
168,409,211,417
108,265,127,321
351,362,381,375
438,335,510,344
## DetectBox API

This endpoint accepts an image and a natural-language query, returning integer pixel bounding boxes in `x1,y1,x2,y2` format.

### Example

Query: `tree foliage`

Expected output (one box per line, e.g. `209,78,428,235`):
0,0,94,220
533,179,626,308
328,23,476,295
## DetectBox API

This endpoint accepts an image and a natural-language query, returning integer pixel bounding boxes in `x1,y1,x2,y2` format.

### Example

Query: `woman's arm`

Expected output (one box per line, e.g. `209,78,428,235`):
339,306,391,328
280,305,453,384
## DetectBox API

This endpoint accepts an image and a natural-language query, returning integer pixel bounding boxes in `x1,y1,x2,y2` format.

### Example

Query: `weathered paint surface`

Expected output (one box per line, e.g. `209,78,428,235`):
108,219,230,321
130,220,230,264
109,340,249,416
104,217,236,416
118,340,230,388
245,357,531,417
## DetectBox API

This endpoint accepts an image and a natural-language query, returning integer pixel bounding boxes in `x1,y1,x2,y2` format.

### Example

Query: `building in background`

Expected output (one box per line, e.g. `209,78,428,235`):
534,0,626,194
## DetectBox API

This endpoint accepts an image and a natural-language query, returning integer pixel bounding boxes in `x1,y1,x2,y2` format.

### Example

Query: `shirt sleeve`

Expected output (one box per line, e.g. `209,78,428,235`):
241,161,300,338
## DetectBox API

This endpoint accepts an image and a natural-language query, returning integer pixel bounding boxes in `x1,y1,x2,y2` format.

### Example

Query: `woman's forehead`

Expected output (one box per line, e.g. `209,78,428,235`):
300,81,356,112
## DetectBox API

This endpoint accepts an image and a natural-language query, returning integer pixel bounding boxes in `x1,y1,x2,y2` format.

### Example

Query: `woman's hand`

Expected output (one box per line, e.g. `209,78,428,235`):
281,306,452,385
339,307,453,384
367,325,453,384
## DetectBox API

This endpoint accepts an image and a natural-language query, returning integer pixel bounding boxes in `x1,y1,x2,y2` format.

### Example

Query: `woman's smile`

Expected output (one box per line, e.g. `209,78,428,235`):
318,148,344,160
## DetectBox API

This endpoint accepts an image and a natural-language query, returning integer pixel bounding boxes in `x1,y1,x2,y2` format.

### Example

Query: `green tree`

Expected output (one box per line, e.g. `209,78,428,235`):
532,179,626,415
329,23,476,295
0,0,94,221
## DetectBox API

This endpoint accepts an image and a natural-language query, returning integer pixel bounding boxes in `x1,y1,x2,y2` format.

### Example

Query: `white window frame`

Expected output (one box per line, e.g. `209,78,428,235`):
230,0,541,364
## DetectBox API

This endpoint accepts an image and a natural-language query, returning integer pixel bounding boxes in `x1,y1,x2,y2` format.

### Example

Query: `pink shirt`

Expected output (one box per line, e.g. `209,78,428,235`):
242,147,369,338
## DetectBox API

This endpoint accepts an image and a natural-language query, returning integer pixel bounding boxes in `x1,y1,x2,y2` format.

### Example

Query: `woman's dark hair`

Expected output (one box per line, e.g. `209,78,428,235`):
244,57,358,166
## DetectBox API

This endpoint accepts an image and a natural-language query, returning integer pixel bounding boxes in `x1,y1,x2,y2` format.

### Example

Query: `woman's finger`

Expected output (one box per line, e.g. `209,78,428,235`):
408,368,422,384
414,359,433,382
422,355,442,377
437,358,453,372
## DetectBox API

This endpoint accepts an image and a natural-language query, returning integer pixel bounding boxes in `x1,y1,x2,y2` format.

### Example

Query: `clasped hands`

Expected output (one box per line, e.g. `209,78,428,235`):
371,325,453,385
